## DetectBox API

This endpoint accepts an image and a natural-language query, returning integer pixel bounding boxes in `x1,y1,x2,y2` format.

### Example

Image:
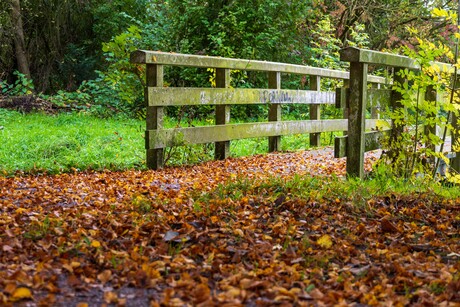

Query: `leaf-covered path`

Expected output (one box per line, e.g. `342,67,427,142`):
1,148,460,306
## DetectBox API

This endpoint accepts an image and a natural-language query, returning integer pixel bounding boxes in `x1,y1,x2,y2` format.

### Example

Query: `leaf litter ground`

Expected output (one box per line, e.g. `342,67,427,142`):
1,148,460,306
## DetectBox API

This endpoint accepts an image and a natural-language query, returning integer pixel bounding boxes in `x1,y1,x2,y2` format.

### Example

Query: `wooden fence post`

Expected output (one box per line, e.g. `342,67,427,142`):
309,75,321,146
146,64,164,169
342,79,349,136
346,62,368,178
215,68,231,160
268,71,281,152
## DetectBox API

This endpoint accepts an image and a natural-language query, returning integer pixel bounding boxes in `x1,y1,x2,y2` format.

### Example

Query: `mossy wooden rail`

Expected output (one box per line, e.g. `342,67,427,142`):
338,47,460,178
131,50,387,171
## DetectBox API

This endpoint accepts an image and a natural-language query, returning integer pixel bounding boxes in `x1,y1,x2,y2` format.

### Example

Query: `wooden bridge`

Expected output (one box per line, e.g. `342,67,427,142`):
131,47,460,179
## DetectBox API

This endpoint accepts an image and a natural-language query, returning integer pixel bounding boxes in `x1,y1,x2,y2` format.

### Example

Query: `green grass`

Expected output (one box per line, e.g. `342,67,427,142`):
202,172,460,206
0,110,145,174
0,109,338,175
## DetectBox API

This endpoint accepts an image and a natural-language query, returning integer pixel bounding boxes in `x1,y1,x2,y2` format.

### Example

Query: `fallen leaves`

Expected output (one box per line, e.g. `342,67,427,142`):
380,216,400,233
1,148,460,305
317,234,333,249
11,287,33,301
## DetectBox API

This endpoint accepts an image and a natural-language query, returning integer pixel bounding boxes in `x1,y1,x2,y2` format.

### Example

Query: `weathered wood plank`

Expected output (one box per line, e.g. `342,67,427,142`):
346,61,368,178
215,68,231,160
341,47,418,68
334,130,391,158
309,75,321,146
147,88,336,106
131,50,387,83
340,47,457,74
268,71,282,152
145,64,164,169
146,119,381,149
335,88,391,109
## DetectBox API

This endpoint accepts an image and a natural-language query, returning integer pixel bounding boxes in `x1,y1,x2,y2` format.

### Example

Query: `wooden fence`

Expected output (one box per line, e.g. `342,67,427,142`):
338,47,460,178
130,48,460,178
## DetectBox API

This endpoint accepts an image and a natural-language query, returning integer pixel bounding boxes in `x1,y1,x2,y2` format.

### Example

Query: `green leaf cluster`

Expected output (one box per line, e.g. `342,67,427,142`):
377,23,460,182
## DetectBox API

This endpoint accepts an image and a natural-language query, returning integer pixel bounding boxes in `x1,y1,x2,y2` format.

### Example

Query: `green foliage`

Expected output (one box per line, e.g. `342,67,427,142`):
61,26,147,118
167,0,309,63
58,44,98,90
207,168,460,208
45,90,91,109
0,110,145,175
377,34,457,180
1,71,35,96
309,16,347,72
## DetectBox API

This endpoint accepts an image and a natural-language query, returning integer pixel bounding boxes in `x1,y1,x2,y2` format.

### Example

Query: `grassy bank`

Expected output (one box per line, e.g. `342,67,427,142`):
0,110,145,174
0,109,338,175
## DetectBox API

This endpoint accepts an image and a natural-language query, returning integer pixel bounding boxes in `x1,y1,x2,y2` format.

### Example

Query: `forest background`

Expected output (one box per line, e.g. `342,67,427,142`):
1,0,459,120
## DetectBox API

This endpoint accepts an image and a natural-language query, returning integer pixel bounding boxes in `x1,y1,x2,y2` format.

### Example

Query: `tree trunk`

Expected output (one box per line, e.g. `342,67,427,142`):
10,0,31,80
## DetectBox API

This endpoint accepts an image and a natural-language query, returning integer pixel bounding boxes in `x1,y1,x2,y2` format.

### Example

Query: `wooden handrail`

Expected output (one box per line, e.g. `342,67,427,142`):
131,50,387,84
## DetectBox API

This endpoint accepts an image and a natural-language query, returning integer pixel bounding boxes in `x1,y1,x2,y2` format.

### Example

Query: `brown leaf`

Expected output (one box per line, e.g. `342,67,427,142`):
309,288,324,300
3,244,13,252
103,291,118,304
193,283,211,304
97,269,112,284
380,216,399,233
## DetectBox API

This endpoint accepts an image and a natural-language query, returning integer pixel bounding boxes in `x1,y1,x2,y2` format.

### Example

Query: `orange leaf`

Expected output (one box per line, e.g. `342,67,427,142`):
104,291,118,304
11,287,32,301
91,240,101,248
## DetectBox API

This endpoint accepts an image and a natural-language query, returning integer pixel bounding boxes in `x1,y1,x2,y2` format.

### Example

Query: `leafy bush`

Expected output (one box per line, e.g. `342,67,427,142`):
377,32,458,181
1,71,35,96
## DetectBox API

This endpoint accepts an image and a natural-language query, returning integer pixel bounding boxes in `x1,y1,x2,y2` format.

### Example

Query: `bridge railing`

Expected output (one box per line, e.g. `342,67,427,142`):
338,47,460,178
130,49,388,170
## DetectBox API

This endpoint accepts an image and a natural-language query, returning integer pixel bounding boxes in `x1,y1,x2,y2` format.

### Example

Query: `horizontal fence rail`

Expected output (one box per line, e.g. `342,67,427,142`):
147,88,337,106
131,49,389,170
131,50,386,82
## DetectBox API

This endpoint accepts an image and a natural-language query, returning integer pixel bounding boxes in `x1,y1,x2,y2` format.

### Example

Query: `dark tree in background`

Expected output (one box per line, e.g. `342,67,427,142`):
9,0,30,80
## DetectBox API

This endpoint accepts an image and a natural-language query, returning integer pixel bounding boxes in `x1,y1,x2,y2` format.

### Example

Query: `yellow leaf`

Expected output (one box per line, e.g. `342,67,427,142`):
11,287,32,301
91,240,101,248
317,234,333,249
432,8,448,18
15,208,27,214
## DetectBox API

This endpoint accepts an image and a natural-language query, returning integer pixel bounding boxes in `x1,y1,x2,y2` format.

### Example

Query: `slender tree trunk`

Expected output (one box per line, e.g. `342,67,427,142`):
10,0,31,80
